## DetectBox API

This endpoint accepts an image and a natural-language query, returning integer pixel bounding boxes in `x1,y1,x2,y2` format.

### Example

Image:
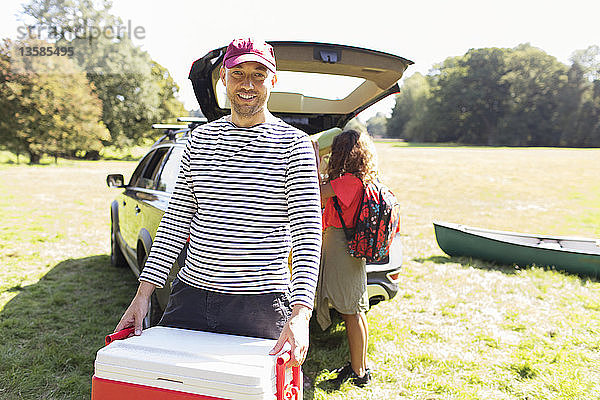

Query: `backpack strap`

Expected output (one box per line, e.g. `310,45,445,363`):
332,197,353,241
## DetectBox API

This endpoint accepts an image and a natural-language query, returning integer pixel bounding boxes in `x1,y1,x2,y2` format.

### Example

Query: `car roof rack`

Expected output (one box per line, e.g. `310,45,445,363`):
152,123,189,130
152,124,189,143
152,117,208,145
177,117,207,123
177,116,208,131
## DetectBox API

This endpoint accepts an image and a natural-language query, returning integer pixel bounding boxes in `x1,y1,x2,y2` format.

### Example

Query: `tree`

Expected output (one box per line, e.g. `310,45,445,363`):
564,46,600,146
151,61,187,125
425,48,511,145
0,42,25,160
20,0,187,148
572,79,600,147
499,44,568,146
189,108,205,118
571,45,600,82
407,44,576,146
387,73,430,140
384,45,598,147
556,62,588,146
365,112,387,137
0,39,109,163
21,0,116,32
344,117,367,132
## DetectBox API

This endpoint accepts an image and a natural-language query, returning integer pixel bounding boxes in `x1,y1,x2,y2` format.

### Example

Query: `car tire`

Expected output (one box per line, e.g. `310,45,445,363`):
143,293,162,329
110,219,127,268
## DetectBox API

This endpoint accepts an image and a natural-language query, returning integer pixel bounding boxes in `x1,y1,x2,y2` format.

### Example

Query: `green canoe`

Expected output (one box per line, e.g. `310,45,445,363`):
433,221,600,277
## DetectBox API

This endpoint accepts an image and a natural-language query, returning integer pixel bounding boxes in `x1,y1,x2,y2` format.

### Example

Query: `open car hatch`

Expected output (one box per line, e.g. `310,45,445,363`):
189,41,413,133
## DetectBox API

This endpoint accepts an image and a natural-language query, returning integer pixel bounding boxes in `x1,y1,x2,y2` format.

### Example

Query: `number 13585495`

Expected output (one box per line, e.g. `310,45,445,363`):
18,46,74,57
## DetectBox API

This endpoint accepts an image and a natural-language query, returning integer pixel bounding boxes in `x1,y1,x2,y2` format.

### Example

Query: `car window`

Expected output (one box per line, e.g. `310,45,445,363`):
128,152,154,187
156,147,184,193
137,148,169,190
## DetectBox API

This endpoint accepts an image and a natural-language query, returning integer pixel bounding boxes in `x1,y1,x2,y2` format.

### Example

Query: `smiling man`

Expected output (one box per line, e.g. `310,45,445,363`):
223,63,273,123
115,38,322,367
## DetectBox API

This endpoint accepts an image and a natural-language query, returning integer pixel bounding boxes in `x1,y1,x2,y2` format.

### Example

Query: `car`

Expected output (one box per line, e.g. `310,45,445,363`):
107,41,413,327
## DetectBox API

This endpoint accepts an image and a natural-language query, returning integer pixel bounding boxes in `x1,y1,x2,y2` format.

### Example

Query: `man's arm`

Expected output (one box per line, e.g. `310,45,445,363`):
138,133,198,287
284,135,322,309
269,305,311,366
275,134,323,364
114,281,156,335
115,133,197,334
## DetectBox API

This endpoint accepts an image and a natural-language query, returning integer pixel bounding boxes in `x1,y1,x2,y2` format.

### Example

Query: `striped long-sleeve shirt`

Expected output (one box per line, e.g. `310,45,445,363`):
139,117,322,309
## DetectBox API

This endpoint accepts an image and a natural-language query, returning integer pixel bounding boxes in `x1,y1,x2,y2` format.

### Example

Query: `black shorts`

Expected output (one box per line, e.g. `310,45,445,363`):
158,277,291,340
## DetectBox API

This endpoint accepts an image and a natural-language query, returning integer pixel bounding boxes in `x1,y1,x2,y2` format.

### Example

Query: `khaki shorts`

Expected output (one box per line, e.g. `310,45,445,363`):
315,227,368,330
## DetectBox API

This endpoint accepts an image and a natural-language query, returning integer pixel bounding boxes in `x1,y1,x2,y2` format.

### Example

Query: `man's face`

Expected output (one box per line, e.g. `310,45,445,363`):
220,61,277,119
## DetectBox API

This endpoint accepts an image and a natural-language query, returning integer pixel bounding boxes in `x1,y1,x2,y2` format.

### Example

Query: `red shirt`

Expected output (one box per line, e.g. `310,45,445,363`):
322,173,364,230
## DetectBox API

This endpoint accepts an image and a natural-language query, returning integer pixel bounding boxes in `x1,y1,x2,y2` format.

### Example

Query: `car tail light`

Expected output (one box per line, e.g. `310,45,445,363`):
386,271,400,283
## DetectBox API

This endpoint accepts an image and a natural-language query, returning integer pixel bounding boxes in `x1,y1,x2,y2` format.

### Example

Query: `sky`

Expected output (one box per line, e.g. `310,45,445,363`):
2,0,599,120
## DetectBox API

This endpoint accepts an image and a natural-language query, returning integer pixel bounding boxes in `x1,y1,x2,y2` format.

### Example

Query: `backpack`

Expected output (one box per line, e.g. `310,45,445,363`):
332,180,400,263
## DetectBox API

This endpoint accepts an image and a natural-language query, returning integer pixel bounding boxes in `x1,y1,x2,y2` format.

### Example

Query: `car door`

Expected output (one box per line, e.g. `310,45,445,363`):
138,146,182,250
119,152,153,259
121,147,169,260
148,145,185,309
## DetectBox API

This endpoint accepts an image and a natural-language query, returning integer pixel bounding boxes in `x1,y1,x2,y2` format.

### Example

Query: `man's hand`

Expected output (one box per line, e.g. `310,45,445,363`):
269,305,311,366
114,281,156,336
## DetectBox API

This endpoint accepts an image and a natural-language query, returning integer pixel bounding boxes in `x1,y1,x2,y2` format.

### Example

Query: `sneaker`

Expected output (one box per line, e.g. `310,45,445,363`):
326,362,372,388
351,368,372,387
332,362,354,385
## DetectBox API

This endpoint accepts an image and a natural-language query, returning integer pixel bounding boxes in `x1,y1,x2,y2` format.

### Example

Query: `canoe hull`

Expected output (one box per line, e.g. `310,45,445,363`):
434,222,600,278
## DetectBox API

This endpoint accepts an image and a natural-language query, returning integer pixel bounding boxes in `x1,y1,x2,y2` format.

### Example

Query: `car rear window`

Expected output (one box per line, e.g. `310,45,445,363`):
215,72,366,109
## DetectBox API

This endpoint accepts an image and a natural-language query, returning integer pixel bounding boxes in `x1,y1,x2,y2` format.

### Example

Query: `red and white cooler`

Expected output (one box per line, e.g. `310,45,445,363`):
91,326,302,400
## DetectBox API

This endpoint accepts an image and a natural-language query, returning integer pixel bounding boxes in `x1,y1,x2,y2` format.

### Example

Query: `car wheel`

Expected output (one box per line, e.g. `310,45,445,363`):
142,293,162,329
111,220,128,268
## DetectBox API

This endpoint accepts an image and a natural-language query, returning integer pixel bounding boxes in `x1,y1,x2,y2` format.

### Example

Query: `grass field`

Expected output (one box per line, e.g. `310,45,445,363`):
1,145,599,399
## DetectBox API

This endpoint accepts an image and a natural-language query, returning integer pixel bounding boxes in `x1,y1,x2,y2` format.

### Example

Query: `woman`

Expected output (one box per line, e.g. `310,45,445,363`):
314,129,379,388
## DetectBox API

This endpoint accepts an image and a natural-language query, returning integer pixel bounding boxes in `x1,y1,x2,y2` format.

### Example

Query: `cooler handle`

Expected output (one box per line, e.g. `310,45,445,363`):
276,352,302,400
105,327,135,345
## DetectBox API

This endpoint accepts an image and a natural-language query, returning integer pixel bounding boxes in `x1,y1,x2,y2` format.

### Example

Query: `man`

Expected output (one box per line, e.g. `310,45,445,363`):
114,38,322,366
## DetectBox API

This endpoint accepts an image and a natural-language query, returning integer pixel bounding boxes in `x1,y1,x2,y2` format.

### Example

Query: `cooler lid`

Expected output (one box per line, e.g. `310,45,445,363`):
94,327,283,399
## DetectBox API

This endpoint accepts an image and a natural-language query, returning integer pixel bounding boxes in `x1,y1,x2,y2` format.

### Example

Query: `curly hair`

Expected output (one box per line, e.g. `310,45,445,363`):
326,129,378,184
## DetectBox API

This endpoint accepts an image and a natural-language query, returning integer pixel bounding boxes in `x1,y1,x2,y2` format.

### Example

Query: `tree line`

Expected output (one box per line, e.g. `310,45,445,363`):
0,0,186,163
383,44,600,147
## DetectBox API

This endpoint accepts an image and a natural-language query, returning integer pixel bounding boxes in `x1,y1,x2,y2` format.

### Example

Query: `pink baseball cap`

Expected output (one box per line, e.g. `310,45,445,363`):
223,38,276,73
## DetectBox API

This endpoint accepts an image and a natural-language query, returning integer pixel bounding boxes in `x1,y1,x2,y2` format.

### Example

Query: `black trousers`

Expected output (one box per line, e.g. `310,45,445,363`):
158,277,291,340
